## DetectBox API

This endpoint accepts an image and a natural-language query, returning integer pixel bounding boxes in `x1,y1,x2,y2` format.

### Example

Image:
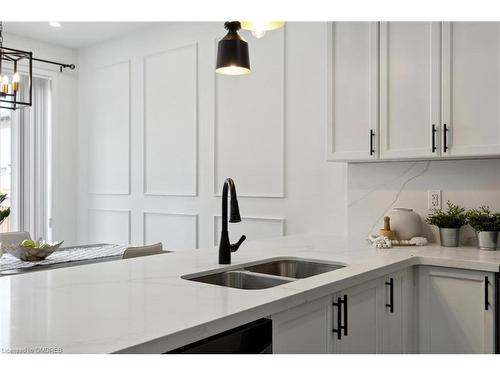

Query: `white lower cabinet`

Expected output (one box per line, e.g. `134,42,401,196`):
272,266,495,354
382,268,417,353
330,277,383,353
418,266,495,353
272,271,412,354
272,296,331,354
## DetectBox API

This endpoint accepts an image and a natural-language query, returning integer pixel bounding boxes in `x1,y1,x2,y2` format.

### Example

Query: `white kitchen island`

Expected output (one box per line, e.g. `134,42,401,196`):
0,234,499,354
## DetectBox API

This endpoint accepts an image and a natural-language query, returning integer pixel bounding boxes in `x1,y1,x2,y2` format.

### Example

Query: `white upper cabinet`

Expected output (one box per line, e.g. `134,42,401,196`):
379,22,441,159
327,22,379,161
441,22,500,157
327,21,500,162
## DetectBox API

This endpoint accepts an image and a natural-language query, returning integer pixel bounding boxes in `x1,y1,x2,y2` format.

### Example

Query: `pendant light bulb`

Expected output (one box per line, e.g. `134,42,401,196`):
251,30,266,39
241,21,285,38
12,72,20,92
216,21,251,75
1,75,9,94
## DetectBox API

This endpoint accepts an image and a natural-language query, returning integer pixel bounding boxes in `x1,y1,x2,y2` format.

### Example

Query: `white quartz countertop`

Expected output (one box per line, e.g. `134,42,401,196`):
1,234,500,354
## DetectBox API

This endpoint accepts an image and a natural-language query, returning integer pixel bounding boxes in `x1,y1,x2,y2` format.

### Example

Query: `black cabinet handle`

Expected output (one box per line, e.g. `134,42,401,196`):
385,278,394,313
431,124,437,152
369,129,375,156
332,295,348,339
332,297,342,340
485,276,489,311
342,294,348,336
443,124,449,152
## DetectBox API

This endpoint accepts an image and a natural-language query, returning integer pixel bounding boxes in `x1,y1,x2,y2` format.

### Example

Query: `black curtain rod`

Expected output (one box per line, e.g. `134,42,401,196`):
1,46,76,72
31,57,76,72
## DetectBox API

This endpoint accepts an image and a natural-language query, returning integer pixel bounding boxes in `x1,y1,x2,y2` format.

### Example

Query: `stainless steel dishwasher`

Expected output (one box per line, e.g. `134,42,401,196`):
167,318,272,354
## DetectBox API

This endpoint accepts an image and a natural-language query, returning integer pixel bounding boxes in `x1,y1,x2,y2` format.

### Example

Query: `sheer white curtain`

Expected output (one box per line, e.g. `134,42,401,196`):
17,76,51,241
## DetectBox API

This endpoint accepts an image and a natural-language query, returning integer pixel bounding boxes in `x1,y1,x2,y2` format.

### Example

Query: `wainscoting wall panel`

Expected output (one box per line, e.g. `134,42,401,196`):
88,209,131,245
213,216,285,246
144,44,198,196
87,61,131,195
78,23,345,250
143,212,198,250
214,27,286,198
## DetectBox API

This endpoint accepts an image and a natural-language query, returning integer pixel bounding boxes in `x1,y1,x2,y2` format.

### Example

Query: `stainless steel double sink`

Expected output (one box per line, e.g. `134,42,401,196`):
182,258,346,290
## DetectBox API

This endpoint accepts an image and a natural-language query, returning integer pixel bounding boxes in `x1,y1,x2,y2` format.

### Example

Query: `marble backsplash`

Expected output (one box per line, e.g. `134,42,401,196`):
347,159,500,245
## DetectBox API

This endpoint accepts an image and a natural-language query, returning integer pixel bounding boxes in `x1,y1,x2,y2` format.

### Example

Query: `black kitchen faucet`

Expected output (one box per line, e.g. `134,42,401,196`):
218,178,246,264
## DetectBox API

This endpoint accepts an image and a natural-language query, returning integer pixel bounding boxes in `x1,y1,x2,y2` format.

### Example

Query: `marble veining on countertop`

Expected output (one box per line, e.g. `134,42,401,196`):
1,234,500,354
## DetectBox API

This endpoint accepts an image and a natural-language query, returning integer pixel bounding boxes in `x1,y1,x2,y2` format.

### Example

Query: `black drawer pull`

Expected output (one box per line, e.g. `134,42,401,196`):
369,129,375,156
332,297,342,340
431,124,437,152
443,124,449,152
485,276,489,311
342,294,348,336
385,278,394,313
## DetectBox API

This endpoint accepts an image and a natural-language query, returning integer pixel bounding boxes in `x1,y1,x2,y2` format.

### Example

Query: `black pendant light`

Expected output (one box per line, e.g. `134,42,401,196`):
216,21,250,75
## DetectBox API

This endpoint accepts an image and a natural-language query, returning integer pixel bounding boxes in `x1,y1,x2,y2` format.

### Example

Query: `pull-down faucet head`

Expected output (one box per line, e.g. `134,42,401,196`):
229,197,241,223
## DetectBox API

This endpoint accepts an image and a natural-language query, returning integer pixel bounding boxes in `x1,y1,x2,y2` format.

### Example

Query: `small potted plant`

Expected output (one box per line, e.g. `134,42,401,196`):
0,193,10,258
0,193,10,228
426,201,466,247
465,206,500,250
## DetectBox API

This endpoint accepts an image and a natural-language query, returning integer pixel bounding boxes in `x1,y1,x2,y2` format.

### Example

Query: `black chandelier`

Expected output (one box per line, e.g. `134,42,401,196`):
0,21,76,111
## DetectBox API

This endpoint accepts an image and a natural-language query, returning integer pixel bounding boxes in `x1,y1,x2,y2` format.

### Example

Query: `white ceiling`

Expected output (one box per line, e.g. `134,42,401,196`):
3,22,154,49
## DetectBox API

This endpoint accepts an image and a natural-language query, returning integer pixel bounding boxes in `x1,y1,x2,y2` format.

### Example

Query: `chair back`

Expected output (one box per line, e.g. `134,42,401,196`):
122,242,164,259
0,231,31,246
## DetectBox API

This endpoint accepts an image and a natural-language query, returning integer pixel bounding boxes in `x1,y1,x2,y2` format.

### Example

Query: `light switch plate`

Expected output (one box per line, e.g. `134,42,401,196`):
428,190,441,210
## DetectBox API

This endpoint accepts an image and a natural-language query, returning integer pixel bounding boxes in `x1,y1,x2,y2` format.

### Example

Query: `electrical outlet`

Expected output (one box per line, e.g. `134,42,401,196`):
428,190,442,210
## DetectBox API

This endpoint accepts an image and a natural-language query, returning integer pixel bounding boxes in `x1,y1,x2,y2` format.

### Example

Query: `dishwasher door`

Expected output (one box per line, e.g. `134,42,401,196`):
168,318,272,354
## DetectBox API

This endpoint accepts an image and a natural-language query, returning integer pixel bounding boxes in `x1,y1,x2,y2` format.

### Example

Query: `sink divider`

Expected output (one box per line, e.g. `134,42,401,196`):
226,269,298,283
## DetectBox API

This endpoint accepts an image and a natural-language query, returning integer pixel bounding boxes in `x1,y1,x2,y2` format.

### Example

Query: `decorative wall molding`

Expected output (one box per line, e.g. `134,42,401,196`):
143,43,199,197
213,27,286,198
213,215,286,246
87,60,132,196
143,211,199,250
87,208,131,244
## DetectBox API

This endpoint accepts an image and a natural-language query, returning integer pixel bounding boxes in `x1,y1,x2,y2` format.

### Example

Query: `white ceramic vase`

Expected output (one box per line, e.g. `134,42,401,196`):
387,208,422,240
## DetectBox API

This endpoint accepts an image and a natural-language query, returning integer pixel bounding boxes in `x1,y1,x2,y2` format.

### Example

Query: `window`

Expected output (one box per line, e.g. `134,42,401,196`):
0,75,51,239
0,109,13,232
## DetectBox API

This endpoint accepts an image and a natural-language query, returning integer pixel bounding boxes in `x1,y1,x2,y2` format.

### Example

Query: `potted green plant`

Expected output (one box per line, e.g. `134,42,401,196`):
425,201,466,247
0,193,10,228
465,206,500,250
0,193,10,258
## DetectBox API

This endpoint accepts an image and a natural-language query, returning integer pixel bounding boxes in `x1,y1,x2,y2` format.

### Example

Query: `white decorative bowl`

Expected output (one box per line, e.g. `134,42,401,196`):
387,208,422,240
4,241,64,261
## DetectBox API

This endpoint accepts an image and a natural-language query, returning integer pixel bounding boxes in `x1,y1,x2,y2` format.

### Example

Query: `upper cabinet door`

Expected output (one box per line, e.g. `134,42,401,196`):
442,22,500,157
379,22,441,159
327,22,379,161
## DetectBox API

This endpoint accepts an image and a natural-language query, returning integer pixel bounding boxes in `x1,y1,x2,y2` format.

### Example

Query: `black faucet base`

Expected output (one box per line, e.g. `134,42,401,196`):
219,231,231,264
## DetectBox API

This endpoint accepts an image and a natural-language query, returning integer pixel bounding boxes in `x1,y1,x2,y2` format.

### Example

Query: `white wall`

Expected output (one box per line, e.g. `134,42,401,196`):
347,159,500,245
4,33,78,245
76,22,347,249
